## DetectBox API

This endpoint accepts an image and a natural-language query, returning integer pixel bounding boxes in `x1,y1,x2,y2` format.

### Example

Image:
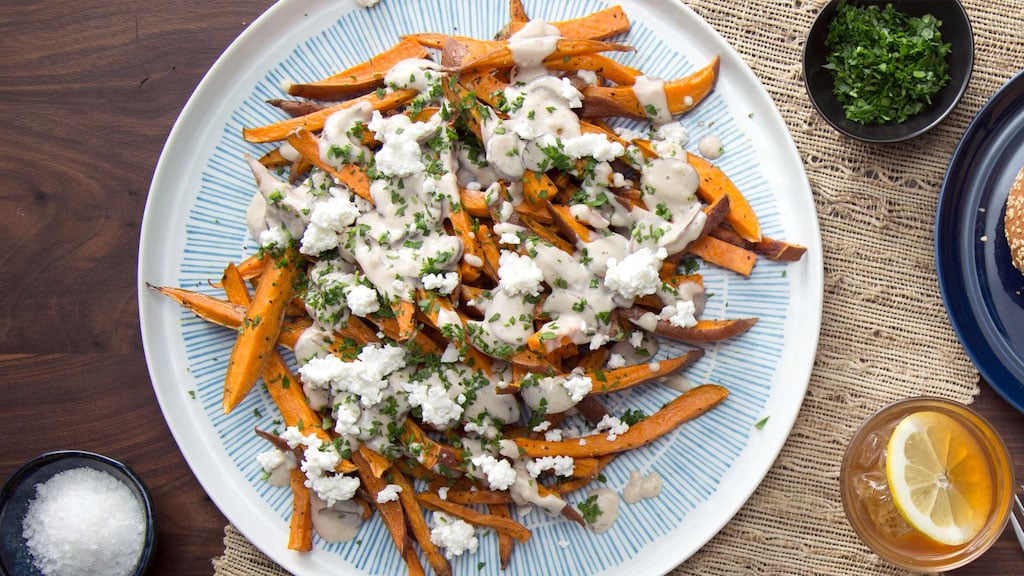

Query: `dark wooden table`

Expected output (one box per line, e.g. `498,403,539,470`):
0,1,1021,575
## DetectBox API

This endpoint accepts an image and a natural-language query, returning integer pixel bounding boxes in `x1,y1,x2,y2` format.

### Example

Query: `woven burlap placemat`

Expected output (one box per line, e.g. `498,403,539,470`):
213,0,1024,574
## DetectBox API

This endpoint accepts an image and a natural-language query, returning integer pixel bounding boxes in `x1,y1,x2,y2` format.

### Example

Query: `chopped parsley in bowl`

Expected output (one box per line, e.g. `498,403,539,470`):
803,0,973,143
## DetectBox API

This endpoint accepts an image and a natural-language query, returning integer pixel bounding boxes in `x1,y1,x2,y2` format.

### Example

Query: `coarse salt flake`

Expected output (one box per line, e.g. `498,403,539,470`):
22,467,146,576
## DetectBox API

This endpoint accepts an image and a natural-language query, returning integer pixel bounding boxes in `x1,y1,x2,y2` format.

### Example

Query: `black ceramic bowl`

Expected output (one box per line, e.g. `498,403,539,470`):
803,0,974,143
0,451,156,576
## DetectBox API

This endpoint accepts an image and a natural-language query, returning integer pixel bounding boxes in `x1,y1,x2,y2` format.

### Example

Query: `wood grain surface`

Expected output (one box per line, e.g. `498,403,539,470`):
0,1,1021,575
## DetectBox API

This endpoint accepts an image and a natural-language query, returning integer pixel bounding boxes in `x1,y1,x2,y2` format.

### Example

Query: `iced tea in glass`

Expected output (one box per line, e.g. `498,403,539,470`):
839,397,1013,571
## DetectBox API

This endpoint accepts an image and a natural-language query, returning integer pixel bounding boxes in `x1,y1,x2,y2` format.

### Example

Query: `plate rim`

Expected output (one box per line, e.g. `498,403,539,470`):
137,0,825,574
937,67,1024,414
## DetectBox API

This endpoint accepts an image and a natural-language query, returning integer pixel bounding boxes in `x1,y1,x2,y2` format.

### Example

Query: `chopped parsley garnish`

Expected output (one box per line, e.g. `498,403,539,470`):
754,415,771,430
621,408,647,426
824,1,951,124
577,495,602,524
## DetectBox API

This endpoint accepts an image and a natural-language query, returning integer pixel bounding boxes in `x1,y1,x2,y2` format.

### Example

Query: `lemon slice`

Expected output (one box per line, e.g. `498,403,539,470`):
885,410,993,546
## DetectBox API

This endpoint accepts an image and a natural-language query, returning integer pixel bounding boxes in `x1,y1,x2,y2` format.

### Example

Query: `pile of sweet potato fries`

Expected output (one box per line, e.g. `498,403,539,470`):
151,1,806,573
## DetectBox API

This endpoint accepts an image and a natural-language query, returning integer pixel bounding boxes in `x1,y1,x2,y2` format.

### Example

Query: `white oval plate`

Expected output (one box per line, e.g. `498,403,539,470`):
138,1,823,574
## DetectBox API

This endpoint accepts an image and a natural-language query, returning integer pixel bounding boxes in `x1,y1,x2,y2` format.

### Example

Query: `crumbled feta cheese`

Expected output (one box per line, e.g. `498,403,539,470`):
300,223,338,256
544,428,564,442
301,444,341,478
531,420,551,433
356,0,379,6
422,272,459,295
557,539,570,549
438,486,450,500
345,284,380,316
430,512,479,559
298,344,407,406
279,426,308,450
277,427,360,505
376,484,403,503
255,448,287,473
562,372,593,403
259,225,291,252
470,454,517,491
655,120,690,146
406,381,464,429
562,133,625,162
300,193,362,255
607,353,627,369
558,77,584,108
629,330,644,348
595,414,630,441
526,456,575,478
604,247,664,299
497,251,544,296
494,221,524,245
308,474,360,507
663,299,698,328
333,398,362,436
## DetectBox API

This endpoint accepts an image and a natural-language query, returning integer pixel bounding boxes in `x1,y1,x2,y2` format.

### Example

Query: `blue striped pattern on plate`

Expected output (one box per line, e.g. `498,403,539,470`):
142,1,818,575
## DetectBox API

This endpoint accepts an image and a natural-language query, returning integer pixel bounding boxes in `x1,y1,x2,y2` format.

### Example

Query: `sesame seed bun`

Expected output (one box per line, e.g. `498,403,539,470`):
1005,166,1024,274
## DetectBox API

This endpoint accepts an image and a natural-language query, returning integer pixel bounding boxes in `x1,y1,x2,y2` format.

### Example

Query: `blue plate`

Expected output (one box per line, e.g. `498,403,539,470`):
937,68,1024,413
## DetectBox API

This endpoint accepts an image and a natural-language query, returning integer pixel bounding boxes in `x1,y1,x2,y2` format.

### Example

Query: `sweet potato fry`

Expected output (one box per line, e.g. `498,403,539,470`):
453,39,635,73
686,234,756,276
580,56,720,119
156,3,813,566
287,468,314,551
544,53,641,86
286,38,429,100
388,469,451,576
392,299,417,342
223,248,300,414
489,503,516,570
286,129,374,203
685,152,761,242
416,493,532,543
359,445,393,479
620,307,758,342
243,88,417,143
352,450,408,555
547,203,593,244
554,454,616,495
515,384,729,458
266,98,330,118
587,349,704,395
400,418,465,471
520,214,573,253
264,352,336,445
148,284,310,350
550,5,631,40
442,490,514,505
459,188,491,218
709,226,807,261
522,170,557,206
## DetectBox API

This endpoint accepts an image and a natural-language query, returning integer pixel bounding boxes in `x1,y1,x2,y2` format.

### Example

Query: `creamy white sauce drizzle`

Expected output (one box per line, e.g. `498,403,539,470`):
310,494,364,542
508,20,562,83
586,487,620,534
622,470,663,504
698,134,724,159
632,75,671,125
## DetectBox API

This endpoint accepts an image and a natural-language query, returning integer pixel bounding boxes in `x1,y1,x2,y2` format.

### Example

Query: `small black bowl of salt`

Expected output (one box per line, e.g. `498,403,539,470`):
0,451,155,576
